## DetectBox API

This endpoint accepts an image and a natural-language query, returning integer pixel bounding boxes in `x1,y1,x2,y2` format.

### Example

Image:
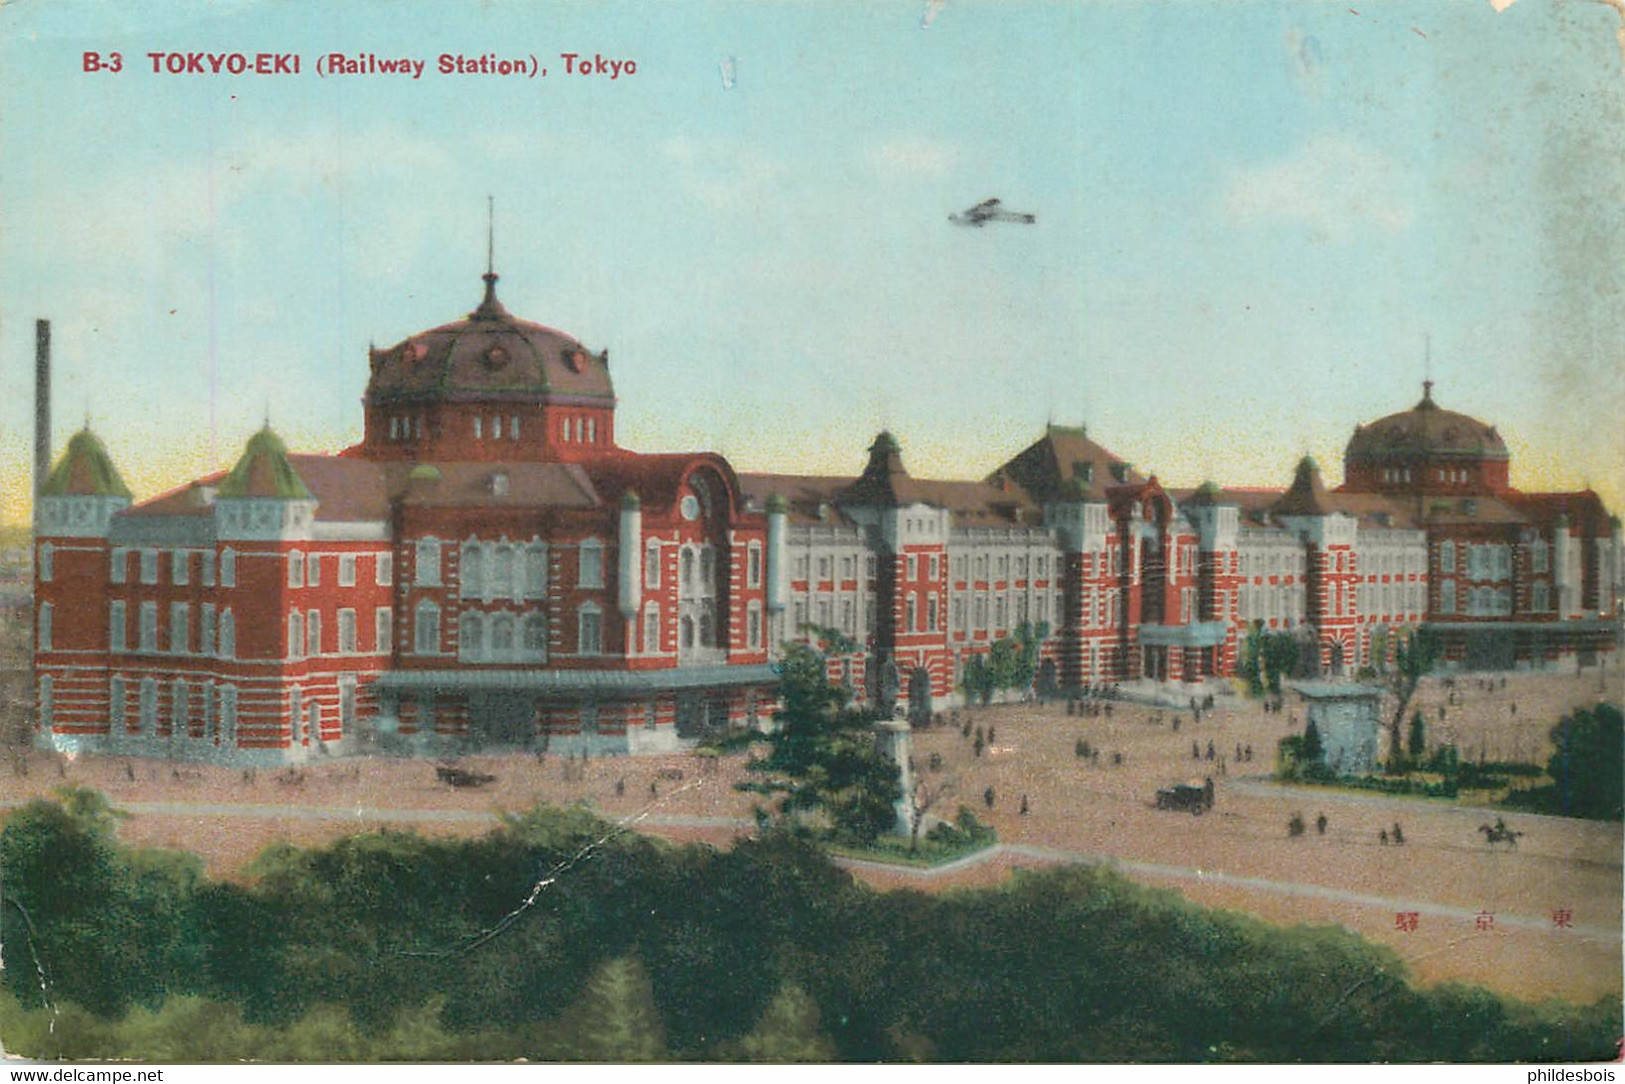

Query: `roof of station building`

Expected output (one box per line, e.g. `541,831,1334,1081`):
1345,382,1509,463
365,273,613,406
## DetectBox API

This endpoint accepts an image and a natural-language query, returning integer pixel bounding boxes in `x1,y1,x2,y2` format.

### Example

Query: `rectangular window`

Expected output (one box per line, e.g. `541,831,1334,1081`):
36,603,51,651
579,608,602,655
415,540,441,587
289,611,304,658
289,551,305,588
38,544,52,583
219,610,235,660
111,548,127,584
339,609,357,653
139,679,157,733
1439,543,1456,575
376,607,393,654
200,604,216,657
307,610,322,656
307,554,321,587
221,548,236,588
376,552,393,586
643,604,660,653
140,549,159,585
200,552,215,587
646,542,662,589
110,601,127,652
169,603,189,654
579,541,604,588
221,685,238,742
172,550,189,586
414,605,439,654
111,677,127,732
748,603,762,648
339,554,357,587
747,544,761,588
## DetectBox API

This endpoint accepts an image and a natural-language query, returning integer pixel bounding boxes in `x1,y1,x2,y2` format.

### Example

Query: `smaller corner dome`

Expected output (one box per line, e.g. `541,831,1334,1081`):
1345,382,1509,462
365,273,613,406
40,428,133,498
219,426,312,499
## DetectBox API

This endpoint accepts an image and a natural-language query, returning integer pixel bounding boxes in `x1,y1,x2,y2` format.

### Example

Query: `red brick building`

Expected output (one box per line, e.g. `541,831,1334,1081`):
31,278,1621,762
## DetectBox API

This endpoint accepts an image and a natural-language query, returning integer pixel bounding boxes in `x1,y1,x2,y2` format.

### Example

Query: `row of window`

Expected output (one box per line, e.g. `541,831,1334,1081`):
1436,580,1545,616
106,546,239,588
105,676,239,738
470,414,524,441
793,552,875,583
288,607,394,659
459,541,548,601
105,601,238,657
288,550,392,589
1356,581,1425,618
417,537,591,589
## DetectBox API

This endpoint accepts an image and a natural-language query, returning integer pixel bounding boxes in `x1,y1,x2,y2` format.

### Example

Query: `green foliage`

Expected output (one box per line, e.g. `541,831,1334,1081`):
742,641,901,846
1544,703,1623,820
724,983,836,1062
1242,623,1299,694
1385,627,1442,767
0,787,204,1017
963,623,1048,703
548,956,667,1061
1407,711,1426,760
1,788,1619,1063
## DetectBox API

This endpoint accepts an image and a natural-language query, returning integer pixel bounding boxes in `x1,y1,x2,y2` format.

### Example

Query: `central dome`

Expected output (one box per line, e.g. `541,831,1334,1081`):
1345,382,1508,464
365,273,613,407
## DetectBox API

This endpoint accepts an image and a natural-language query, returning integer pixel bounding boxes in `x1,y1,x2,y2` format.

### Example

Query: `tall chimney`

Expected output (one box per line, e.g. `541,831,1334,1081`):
34,319,50,496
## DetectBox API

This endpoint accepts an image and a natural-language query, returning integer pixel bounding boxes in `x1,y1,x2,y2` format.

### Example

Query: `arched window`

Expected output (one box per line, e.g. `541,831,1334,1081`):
492,614,515,653
460,612,485,660
288,611,304,658
492,546,515,599
643,602,660,653
219,609,236,659
461,543,485,598
681,549,696,594
578,603,603,655
700,547,716,589
523,614,547,655
414,600,441,654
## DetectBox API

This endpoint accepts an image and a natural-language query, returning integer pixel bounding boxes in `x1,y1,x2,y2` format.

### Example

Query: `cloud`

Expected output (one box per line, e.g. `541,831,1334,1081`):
864,135,960,180
659,136,786,211
1220,134,1415,242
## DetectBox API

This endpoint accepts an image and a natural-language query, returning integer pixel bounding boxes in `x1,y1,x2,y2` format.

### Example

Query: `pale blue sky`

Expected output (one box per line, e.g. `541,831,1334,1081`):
2,0,1621,521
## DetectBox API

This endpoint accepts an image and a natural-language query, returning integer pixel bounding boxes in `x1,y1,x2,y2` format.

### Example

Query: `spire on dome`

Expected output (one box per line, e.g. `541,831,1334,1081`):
470,195,511,321
1416,379,1436,410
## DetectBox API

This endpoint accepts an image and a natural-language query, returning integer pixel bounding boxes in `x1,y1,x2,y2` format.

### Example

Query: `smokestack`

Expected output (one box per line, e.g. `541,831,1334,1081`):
35,319,50,496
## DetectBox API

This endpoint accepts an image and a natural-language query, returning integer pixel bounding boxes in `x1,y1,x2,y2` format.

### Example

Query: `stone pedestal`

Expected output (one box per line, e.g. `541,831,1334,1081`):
875,715,915,836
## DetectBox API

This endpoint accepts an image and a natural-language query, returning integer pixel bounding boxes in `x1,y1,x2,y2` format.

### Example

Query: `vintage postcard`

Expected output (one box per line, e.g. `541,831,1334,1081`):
0,0,1621,1070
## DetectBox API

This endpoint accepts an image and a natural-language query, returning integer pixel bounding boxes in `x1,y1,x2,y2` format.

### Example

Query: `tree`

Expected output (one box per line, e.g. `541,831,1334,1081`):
741,642,901,846
725,983,836,1062
549,955,667,1061
1545,703,1623,820
1385,627,1442,769
906,776,955,855
1407,711,1427,762
964,623,1049,704
1260,632,1300,694
1302,718,1324,765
